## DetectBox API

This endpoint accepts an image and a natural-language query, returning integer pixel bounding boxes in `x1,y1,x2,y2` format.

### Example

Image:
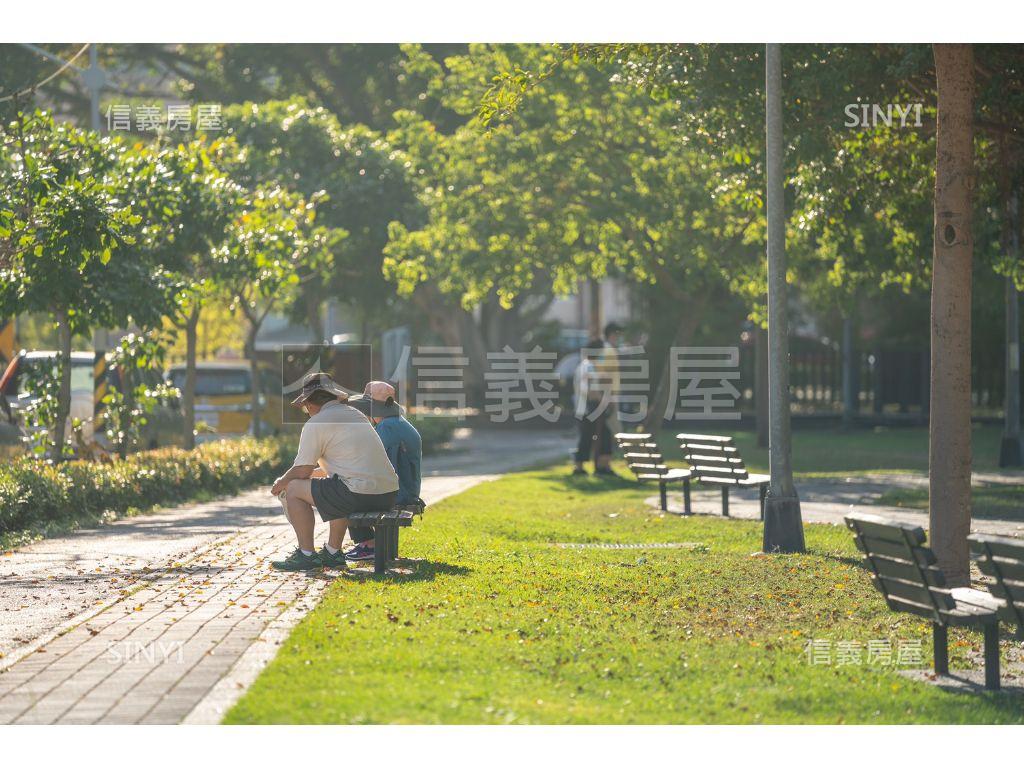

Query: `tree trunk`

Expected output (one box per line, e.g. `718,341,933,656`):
411,284,489,409
588,279,602,339
52,310,73,460
183,307,200,450
642,295,706,432
246,323,262,439
306,291,324,344
929,43,975,585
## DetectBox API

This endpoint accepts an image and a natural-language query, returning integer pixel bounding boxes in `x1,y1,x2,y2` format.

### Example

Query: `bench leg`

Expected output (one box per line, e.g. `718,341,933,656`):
721,486,729,517
390,526,400,560
373,527,388,575
659,481,668,512
933,624,949,676
984,623,1001,691
683,480,692,515
759,485,766,521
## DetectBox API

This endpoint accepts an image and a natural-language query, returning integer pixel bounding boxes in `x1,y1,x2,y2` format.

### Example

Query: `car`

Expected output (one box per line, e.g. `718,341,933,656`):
165,361,282,441
0,350,184,454
0,351,96,450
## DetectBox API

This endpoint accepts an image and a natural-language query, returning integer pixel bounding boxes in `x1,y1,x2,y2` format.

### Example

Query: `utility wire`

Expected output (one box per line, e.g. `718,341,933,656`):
0,43,91,104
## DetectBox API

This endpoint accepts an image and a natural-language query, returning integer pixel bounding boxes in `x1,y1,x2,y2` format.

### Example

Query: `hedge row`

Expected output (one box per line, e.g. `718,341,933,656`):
407,415,457,455
0,437,295,539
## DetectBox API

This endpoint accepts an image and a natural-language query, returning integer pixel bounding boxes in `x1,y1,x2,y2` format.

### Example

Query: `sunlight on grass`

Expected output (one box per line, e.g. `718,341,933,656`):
226,463,1023,724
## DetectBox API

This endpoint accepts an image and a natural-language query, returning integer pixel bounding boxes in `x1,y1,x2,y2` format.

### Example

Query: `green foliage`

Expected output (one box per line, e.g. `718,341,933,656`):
218,184,336,330
406,414,456,455
118,136,248,324
219,99,419,330
0,436,295,544
0,111,159,330
100,331,179,458
385,45,766,314
14,352,65,457
0,110,184,455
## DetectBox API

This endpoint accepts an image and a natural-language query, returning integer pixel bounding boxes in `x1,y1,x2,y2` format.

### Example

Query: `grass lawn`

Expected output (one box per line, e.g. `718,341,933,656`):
225,464,1024,724
660,424,1010,477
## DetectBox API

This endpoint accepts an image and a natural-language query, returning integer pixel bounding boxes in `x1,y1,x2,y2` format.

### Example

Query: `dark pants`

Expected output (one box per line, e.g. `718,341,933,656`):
575,407,612,465
350,525,374,544
311,476,396,547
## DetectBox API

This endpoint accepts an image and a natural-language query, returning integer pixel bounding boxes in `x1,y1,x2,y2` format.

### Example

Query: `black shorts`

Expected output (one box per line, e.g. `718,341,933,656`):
310,474,398,522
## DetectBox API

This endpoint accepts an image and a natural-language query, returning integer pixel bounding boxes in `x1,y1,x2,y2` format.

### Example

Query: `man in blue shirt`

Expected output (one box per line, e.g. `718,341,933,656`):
344,381,422,561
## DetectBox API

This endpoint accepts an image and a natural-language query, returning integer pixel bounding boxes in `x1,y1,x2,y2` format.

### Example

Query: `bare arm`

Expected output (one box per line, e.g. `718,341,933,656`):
270,464,316,496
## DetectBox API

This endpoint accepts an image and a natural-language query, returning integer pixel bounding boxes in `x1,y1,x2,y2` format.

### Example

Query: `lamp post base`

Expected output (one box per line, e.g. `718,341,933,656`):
762,492,805,554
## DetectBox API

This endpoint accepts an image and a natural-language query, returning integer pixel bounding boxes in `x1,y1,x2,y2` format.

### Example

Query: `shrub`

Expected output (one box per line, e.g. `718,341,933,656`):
407,415,457,455
0,436,295,540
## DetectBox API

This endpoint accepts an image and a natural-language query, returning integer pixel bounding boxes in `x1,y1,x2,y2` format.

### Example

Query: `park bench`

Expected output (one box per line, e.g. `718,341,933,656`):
676,433,769,519
968,532,1024,641
347,499,426,574
614,432,694,512
845,512,1002,690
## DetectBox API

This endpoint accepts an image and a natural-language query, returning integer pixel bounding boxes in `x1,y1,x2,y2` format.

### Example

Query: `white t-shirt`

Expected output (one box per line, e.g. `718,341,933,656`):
293,401,400,495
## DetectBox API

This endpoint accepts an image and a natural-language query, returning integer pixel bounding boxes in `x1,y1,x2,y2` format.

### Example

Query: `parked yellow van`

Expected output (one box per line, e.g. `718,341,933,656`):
166,361,281,439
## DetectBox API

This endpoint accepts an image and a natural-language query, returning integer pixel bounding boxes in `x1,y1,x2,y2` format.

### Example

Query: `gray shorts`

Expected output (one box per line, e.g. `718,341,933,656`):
310,474,397,522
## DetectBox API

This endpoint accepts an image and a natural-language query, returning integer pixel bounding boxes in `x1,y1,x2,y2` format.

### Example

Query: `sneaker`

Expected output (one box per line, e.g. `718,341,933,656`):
271,548,322,572
572,466,588,476
345,543,377,562
319,547,347,569
594,467,623,479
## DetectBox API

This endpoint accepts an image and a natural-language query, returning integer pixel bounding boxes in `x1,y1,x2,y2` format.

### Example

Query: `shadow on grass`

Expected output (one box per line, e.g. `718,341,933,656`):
321,559,472,584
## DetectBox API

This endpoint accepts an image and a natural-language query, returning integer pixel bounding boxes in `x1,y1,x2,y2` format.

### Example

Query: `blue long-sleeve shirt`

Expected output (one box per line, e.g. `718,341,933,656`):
374,415,422,504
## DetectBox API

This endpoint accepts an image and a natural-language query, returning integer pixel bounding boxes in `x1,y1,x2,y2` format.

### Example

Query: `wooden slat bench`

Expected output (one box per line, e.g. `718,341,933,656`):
969,532,1024,641
846,512,1002,690
676,433,769,518
347,500,425,574
614,432,694,512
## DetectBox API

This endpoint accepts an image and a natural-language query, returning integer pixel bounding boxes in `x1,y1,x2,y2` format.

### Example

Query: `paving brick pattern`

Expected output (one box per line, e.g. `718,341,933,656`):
0,520,326,724
0,428,577,724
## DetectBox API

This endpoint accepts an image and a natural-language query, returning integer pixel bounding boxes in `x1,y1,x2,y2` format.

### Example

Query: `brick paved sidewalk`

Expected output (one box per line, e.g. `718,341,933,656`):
0,427,576,724
0,520,325,724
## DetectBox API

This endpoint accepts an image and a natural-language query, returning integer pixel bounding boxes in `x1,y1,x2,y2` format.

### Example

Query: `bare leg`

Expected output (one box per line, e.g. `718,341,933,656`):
283,479,316,552
277,490,292,525
328,519,349,550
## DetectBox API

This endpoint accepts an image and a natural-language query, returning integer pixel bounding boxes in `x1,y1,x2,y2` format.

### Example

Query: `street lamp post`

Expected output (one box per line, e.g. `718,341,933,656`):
762,43,805,553
18,43,104,131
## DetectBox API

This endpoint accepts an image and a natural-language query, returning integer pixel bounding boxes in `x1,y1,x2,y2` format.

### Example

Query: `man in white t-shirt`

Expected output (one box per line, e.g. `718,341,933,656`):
269,373,399,571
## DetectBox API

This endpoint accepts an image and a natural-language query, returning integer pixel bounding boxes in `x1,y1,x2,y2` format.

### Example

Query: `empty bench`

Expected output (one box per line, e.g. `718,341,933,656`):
677,433,769,519
846,512,1002,690
615,432,694,512
347,500,426,574
969,532,1024,641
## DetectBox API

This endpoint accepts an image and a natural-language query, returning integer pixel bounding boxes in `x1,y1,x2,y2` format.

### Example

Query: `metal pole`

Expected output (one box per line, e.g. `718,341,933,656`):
762,44,804,553
18,43,104,132
88,45,101,132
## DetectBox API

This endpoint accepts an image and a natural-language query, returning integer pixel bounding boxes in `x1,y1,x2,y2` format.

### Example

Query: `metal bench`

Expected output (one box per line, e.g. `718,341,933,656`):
846,512,1002,690
614,432,694,512
347,500,425,574
676,433,769,518
968,532,1024,641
